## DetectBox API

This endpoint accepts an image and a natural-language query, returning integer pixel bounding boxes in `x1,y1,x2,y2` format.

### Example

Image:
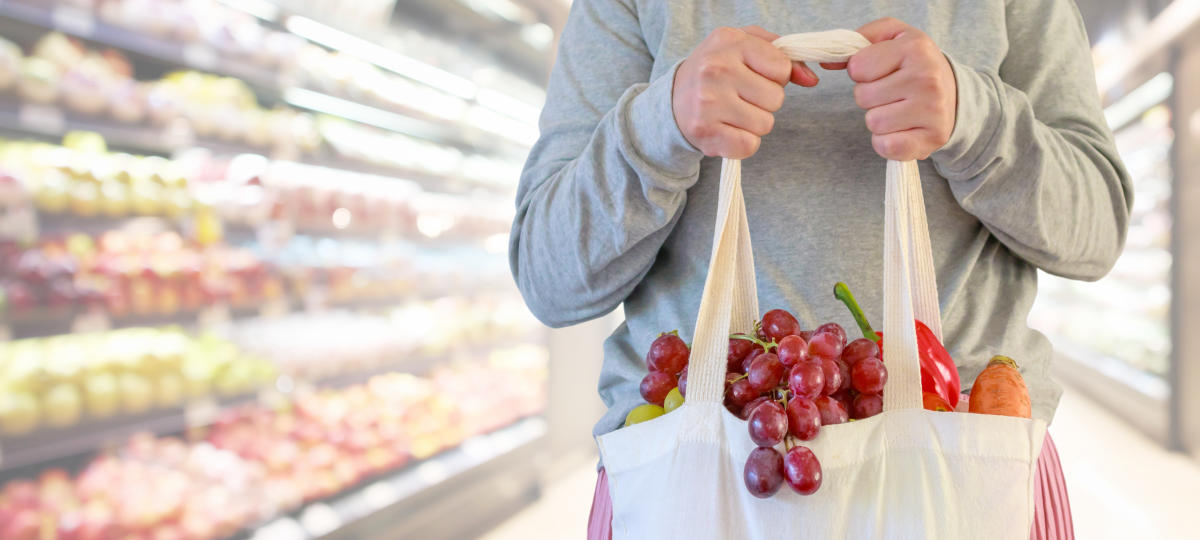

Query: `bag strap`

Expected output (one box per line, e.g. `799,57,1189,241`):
688,30,941,414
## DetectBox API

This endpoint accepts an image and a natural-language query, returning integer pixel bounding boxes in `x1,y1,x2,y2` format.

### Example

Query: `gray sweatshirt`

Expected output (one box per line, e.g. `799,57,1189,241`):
510,0,1132,439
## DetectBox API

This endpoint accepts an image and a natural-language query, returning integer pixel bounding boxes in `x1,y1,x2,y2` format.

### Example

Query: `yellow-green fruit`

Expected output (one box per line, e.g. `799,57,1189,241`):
0,391,40,435
42,383,83,427
663,388,684,413
84,372,120,418
624,404,665,427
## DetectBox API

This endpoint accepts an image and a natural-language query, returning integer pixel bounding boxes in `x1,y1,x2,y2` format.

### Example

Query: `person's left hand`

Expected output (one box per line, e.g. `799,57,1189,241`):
823,18,957,161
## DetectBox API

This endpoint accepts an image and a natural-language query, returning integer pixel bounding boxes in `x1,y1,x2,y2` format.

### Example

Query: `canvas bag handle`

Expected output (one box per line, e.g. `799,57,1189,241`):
686,30,942,414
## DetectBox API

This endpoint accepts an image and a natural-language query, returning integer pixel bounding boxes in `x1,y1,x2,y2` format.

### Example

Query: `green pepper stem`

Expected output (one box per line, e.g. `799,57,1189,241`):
833,282,881,342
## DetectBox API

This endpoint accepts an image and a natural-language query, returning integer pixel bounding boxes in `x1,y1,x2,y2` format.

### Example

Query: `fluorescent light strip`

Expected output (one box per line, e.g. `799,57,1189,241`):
285,15,479,101
476,88,540,124
215,0,280,22
1104,72,1173,131
283,86,445,140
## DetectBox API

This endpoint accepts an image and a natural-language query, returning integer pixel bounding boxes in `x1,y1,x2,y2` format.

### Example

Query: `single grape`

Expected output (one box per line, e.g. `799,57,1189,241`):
814,395,849,425
747,353,785,393
728,337,756,371
679,365,688,397
814,322,847,345
640,371,677,406
842,338,880,365
783,446,822,495
761,309,801,343
819,358,843,396
835,358,852,392
785,397,821,441
740,344,766,373
776,335,810,368
832,388,856,413
851,393,883,419
663,387,684,413
738,396,772,421
850,356,888,394
807,331,845,360
724,397,742,416
624,404,665,427
787,362,825,401
646,333,689,375
744,447,785,499
729,379,759,408
747,400,788,447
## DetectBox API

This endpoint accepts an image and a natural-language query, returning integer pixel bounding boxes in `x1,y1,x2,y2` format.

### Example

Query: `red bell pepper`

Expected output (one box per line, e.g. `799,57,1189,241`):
833,283,961,408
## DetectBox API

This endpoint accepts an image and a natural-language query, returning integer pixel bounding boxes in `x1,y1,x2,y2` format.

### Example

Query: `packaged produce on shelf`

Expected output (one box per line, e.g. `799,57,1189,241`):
0,351,546,540
0,137,199,221
0,326,276,436
0,228,291,317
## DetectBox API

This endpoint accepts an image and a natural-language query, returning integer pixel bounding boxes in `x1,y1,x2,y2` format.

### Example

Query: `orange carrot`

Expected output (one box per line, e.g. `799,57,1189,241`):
968,356,1031,418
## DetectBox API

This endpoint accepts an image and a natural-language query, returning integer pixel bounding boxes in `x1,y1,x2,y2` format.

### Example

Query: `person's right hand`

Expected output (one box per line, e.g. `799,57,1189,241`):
672,26,819,159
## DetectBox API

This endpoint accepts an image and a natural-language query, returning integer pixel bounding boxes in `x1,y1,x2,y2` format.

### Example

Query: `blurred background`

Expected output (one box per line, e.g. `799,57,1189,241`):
0,0,1194,539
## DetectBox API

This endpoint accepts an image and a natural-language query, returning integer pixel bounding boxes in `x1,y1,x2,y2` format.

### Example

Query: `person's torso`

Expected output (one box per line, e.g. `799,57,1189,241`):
595,0,1059,437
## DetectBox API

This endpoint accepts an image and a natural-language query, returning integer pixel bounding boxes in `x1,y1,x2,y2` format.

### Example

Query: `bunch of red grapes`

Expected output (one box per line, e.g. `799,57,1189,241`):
634,309,888,499
730,309,888,498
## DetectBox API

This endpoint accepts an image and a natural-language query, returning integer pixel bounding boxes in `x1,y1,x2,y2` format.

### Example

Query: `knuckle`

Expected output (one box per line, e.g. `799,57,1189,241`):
740,135,762,158
864,109,885,133
766,87,786,111
758,112,775,135
698,60,728,80
712,26,741,43
853,84,871,108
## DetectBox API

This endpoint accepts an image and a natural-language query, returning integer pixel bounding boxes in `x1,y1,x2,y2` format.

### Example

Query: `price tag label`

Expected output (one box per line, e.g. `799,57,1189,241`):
198,302,232,329
18,104,65,133
185,397,219,427
182,44,218,71
71,310,112,334
51,6,95,36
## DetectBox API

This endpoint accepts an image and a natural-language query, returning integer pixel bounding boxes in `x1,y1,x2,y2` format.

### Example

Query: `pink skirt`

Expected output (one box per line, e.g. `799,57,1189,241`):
587,433,1073,539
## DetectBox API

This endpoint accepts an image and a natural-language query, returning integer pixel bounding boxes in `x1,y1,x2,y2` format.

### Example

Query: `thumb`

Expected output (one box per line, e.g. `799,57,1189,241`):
741,26,820,87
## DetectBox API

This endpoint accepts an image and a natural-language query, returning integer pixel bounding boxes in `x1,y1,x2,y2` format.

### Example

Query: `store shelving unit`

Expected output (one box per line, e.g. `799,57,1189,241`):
0,0,553,537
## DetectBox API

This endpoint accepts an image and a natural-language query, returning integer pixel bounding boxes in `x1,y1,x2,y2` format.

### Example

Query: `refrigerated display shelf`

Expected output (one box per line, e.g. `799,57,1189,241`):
0,294,426,339
0,101,498,196
0,391,259,474
0,342,537,474
239,415,547,540
0,0,517,155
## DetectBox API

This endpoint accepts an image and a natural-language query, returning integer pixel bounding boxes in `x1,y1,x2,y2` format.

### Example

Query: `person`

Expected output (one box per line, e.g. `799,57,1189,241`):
509,1,1130,538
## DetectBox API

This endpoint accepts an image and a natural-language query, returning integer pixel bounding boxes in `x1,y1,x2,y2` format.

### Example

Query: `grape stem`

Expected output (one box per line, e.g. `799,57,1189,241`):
730,332,776,352
833,282,881,342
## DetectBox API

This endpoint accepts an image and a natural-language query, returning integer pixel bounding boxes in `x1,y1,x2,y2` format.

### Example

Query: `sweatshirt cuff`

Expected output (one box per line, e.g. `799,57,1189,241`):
624,59,703,183
931,53,1003,181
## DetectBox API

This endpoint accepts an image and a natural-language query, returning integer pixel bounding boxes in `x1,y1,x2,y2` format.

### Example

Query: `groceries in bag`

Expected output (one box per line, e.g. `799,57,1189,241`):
621,282,1033,500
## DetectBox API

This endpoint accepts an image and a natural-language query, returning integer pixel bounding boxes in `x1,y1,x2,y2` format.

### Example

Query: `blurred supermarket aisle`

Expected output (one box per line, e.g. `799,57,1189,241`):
478,382,1200,540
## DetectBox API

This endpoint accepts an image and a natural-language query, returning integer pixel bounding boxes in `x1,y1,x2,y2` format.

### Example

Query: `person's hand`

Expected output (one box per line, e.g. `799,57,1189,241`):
823,18,957,161
673,26,819,159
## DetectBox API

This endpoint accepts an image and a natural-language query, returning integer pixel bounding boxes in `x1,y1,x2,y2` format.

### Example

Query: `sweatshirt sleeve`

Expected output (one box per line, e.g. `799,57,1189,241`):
509,0,703,327
930,0,1133,281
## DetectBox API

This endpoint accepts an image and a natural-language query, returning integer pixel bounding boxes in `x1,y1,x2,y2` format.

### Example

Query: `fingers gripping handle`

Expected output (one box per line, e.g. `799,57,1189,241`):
688,31,936,414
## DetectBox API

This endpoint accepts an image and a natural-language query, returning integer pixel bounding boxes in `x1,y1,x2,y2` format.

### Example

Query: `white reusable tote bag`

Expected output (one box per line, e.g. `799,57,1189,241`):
596,30,1048,540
